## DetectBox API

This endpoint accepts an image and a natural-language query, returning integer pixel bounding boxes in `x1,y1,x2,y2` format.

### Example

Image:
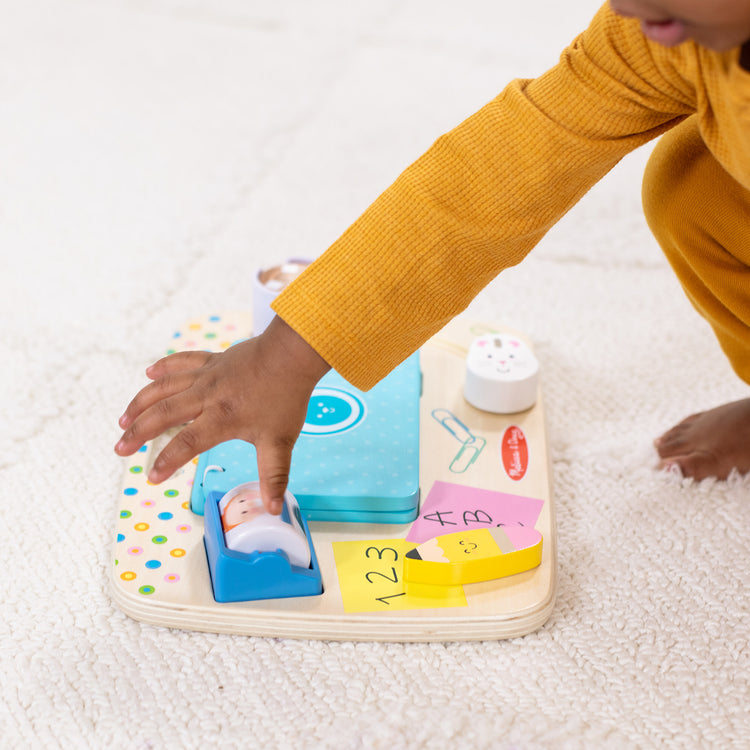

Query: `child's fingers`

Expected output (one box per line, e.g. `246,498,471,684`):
146,419,215,484
146,350,214,379
115,387,204,456
255,440,296,515
119,369,203,429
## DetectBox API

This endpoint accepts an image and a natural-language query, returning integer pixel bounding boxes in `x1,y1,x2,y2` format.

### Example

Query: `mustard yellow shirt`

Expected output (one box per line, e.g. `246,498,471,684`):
273,4,750,389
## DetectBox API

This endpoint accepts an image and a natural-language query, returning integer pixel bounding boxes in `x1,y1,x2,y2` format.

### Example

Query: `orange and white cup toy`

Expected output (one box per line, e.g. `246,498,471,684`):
252,259,310,335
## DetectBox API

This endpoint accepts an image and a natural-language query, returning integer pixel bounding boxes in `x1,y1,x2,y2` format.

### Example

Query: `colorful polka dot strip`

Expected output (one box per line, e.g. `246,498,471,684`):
112,312,255,600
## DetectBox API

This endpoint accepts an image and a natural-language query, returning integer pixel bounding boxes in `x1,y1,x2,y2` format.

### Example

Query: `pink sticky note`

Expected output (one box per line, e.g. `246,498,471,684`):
406,480,544,544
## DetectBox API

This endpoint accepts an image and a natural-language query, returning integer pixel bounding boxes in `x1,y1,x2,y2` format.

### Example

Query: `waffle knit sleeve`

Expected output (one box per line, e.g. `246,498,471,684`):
272,4,697,390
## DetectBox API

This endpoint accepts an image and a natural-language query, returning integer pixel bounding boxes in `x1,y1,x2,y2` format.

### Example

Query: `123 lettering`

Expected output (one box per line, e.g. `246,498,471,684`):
364,546,406,606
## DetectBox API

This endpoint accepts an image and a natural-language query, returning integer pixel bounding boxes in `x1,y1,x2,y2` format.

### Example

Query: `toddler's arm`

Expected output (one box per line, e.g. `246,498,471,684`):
115,5,696,513
273,5,696,392
114,316,330,514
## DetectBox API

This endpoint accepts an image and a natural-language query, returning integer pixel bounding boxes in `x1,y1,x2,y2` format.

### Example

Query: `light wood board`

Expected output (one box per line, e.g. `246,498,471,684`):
110,314,556,641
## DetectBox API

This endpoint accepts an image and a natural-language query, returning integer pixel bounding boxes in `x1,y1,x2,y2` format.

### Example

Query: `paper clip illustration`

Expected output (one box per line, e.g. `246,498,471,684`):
431,409,487,473
449,439,486,473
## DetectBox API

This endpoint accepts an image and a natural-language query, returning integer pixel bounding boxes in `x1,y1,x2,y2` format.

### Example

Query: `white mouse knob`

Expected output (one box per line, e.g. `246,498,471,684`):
464,334,539,413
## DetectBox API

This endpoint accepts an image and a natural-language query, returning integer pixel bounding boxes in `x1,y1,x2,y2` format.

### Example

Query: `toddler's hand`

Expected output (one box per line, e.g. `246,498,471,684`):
114,317,330,514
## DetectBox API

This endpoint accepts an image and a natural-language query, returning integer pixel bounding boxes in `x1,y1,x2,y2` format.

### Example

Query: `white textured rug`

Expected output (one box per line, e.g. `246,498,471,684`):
2,1,748,748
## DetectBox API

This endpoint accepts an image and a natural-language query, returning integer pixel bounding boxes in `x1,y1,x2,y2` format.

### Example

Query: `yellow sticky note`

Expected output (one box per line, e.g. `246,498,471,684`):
331,538,466,613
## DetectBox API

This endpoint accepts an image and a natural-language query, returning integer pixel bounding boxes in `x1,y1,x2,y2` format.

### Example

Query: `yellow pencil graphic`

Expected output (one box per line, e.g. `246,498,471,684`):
404,525,542,586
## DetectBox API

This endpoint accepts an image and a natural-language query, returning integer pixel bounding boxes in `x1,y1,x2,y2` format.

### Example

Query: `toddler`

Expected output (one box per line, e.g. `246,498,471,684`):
116,1,750,513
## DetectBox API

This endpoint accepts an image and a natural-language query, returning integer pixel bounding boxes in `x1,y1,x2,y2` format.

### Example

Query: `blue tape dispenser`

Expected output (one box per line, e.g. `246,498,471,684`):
203,481,322,602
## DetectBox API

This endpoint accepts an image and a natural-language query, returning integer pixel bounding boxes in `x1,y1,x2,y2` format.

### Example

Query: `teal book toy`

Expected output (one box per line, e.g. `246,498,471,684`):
191,353,421,524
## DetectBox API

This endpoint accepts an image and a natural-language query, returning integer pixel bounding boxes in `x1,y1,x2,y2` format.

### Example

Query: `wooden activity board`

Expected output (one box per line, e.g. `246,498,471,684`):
110,313,556,641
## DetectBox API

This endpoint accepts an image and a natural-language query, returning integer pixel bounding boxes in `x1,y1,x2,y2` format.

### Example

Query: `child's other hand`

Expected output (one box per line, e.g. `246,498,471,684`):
114,316,330,514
